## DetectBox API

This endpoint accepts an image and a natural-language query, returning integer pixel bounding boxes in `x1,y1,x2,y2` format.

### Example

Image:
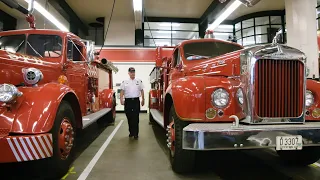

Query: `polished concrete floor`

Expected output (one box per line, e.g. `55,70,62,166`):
2,113,320,180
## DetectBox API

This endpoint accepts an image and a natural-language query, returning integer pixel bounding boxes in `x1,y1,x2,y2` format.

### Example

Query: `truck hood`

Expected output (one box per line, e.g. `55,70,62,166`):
186,50,241,77
0,50,62,85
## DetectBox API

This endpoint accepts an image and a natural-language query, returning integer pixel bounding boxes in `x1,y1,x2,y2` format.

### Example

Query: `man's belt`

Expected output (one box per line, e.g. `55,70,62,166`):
125,97,139,100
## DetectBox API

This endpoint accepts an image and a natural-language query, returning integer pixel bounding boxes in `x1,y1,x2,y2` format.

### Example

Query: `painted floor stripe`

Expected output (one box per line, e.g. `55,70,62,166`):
77,120,124,180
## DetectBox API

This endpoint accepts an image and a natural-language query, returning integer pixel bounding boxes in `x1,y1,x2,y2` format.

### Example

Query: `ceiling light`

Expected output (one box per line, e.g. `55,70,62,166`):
133,0,142,12
25,0,68,31
207,0,242,30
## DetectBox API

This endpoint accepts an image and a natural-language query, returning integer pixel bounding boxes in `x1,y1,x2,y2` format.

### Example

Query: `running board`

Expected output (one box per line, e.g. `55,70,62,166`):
150,109,164,128
82,108,111,129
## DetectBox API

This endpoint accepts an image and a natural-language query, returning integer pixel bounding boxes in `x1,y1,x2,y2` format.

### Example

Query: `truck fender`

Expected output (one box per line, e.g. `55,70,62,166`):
164,76,206,124
11,83,82,134
99,89,115,109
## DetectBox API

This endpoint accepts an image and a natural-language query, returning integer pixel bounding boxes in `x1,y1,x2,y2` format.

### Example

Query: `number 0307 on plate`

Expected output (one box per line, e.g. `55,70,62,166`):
276,135,303,150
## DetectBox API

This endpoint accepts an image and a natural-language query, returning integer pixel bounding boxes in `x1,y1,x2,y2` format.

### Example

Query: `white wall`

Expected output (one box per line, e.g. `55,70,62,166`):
112,62,155,111
16,1,69,31
104,19,135,46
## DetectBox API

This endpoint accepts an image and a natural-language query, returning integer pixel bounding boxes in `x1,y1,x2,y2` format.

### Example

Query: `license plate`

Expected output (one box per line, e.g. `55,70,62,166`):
276,135,303,150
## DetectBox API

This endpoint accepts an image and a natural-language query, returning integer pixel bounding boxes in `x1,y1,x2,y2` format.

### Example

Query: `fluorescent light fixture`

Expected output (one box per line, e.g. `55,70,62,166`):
133,0,142,11
25,0,68,31
159,23,180,27
207,0,242,30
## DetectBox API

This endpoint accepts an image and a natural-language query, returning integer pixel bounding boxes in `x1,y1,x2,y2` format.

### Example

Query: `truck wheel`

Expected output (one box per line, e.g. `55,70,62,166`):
167,105,195,173
47,100,76,178
277,147,320,166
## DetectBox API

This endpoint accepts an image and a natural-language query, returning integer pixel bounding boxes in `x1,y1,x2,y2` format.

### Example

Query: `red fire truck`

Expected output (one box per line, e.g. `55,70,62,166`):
148,32,320,173
0,2,118,177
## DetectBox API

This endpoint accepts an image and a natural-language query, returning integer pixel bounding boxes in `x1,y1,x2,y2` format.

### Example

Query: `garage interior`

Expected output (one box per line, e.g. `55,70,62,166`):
1,0,320,179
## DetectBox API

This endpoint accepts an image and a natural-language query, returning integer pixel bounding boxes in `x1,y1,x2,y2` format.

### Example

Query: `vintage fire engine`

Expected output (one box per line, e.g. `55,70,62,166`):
148,30,320,173
0,0,118,178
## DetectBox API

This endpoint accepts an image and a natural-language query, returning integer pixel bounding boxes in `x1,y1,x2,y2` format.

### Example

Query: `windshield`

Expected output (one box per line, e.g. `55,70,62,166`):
0,34,62,60
183,41,243,60
0,34,26,54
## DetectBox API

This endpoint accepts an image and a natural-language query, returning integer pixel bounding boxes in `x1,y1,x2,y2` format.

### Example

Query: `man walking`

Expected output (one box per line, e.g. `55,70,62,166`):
120,67,144,139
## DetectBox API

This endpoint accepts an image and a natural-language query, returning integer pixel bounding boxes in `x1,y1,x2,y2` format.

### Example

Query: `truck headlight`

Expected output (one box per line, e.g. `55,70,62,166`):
306,90,314,107
22,67,43,85
0,84,22,103
212,88,229,108
236,88,243,105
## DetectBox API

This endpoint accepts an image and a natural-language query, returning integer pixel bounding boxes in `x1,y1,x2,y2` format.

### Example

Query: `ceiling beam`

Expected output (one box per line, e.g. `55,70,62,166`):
48,0,88,36
200,0,231,25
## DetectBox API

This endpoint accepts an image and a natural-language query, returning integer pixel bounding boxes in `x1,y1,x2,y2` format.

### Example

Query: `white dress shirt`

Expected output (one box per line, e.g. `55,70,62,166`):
120,78,144,98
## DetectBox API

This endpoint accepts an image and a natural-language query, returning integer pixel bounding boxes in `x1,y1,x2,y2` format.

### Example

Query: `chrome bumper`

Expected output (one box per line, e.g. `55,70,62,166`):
182,122,320,150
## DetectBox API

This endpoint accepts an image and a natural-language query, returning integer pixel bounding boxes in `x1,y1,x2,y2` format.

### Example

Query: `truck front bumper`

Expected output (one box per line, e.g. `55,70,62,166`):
0,133,53,163
182,122,320,150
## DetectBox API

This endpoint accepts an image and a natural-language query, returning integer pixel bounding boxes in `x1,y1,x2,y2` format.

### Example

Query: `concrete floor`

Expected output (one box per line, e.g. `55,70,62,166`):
2,113,320,179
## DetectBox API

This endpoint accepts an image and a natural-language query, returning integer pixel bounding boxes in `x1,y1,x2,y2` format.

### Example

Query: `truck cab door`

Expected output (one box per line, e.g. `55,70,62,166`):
64,38,88,114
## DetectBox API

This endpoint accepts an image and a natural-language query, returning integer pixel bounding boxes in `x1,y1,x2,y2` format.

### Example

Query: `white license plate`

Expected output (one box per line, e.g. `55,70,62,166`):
276,135,303,150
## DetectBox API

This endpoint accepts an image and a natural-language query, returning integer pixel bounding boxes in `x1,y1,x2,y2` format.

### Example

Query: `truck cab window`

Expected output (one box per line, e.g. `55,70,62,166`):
26,34,62,58
183,41,243,60
0,34,26,54
67,40,84,61
173,48,181,67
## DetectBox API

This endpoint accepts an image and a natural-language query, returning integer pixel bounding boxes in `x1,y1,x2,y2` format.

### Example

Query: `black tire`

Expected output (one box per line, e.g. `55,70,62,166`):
277,146,320,166
169,105,196,173
43,100,76,179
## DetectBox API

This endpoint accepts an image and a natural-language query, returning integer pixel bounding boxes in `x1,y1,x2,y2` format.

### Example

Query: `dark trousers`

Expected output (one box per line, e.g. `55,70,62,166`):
124,98,140,136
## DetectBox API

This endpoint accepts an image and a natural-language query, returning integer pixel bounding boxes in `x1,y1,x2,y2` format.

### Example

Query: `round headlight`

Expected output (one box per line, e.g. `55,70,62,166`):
306,90,314,108
0,84,22,103
212,88,229,108
22,67,43,85
236,88,244,105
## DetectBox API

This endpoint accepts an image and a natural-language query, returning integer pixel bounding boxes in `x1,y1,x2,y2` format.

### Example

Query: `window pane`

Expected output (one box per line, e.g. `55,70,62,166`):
144,22,171,30
144,30,171,39
172,39,185,46
236,30,241,39
214,32,233,41
27,34,62,58
243,36,255,46
237,39,242,46
255,25,268,34
256,35,268,44
242,19,254,28
235,22,241,31
172,23,198,31
0,34,25,54
255,17,269,25
144,38,171,47
242,27,254,37
172,31,198,39
214,24,233,33
270,16,282,24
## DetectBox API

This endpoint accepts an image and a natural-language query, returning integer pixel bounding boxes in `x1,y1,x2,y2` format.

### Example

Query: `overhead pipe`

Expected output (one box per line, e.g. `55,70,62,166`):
0,0,29,14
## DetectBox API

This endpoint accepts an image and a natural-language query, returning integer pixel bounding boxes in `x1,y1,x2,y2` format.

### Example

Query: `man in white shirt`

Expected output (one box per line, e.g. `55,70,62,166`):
120,67,145,139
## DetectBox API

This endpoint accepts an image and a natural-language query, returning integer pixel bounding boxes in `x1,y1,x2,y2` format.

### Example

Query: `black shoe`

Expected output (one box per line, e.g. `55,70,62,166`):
134,136,138,139
129,134,133,137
